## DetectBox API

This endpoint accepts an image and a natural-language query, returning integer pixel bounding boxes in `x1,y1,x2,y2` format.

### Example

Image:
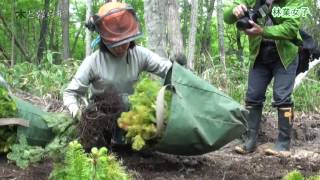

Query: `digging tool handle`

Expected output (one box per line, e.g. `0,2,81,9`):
155,85,171,137
0,118,30,127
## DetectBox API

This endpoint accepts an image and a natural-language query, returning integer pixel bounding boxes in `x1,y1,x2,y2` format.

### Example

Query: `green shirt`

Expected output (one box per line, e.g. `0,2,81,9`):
223,0,303,68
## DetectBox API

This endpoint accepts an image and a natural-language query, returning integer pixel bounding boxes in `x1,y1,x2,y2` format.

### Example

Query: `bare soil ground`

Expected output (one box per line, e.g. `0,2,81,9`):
1,93,319,180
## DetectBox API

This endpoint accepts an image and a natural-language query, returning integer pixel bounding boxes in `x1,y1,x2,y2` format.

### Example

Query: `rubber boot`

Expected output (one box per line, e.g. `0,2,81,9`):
235,105,263,154
265,107,293,157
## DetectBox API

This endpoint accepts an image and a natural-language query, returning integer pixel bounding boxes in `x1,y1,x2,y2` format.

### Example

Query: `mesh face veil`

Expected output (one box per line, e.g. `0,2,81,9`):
93,2,143,48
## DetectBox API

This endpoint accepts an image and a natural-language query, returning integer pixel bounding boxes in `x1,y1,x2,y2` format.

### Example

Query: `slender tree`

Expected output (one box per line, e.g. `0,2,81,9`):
216,0,228,88
11,0,15,66
85,0,93,56
181,0,190,46
0,10,30,62
236,30,244,63
200,0,215,56
36,0,50,64
187,0,198,70
61,0,70,60
72,24,84,55
0,44,10,62
49,0,59,51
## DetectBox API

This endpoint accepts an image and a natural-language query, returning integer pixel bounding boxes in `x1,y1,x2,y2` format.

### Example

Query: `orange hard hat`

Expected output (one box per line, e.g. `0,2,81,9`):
95,2,142,48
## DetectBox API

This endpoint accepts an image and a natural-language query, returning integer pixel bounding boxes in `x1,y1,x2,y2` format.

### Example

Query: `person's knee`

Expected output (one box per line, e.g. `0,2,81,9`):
273,89,293,107
245,93,265,107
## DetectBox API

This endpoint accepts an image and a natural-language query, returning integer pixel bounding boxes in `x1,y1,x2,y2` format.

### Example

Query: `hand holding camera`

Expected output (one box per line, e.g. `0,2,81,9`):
233,4,248,18
232,4,264,36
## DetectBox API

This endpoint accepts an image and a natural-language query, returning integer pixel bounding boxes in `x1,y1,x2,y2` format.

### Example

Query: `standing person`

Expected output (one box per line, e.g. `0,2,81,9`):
224,0,302,156
63,2,172,144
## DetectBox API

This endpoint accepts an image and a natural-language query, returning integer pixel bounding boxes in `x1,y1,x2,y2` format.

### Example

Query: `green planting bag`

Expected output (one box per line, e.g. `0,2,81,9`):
12,96,54,146
154,62,248,155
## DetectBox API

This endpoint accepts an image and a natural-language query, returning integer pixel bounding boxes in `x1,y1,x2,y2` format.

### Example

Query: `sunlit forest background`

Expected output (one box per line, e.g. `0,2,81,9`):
0,0,319,112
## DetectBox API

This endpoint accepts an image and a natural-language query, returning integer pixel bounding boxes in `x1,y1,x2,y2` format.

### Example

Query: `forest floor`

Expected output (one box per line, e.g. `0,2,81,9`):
0,91,319,180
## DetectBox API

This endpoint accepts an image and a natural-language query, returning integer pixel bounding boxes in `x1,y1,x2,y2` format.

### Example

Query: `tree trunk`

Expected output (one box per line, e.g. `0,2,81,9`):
72,24,84,55
167,0,184,57
0,10,30,62
187,0,198,70
36,0,50,64
144,0,168,57
11,0,15,67
181,0,190,46
61,0,70,60
49,0,58,51
0,44,10,62
236,30,244,63
216,0,228,88
200,0,215,56
85,0,93,57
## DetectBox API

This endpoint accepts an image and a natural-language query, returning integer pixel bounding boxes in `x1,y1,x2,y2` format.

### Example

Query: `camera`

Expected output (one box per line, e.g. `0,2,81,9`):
236,9,261,30
235,5,269,30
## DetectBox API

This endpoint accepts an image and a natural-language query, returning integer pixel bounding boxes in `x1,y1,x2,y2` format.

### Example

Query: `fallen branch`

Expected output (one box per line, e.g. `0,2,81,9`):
294,58,320,90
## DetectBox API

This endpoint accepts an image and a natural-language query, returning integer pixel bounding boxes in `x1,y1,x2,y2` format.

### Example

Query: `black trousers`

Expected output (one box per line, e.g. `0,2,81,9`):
245,53,298,108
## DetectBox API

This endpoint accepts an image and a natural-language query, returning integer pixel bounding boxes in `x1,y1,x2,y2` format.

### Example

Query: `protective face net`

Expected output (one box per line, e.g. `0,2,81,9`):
96,9,142,48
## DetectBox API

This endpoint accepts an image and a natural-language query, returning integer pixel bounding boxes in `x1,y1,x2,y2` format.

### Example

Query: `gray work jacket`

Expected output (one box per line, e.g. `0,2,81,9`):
63,46,172,109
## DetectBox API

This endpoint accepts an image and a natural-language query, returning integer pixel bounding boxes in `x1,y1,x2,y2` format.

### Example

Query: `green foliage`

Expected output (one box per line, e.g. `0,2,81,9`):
0,126,17,153
0,60,79,99
6,112,77,168
0,87,18,153
283,170,305,180
118,78,172,151
282,170,320,180
293,69,320,112
201,57,320,112
7,135,45,169
49,141,131,180
307,176,320,180
43,113,77,160
0,87,17,117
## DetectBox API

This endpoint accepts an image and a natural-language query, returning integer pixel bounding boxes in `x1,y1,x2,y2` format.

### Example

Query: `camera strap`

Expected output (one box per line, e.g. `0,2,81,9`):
253,0,273,19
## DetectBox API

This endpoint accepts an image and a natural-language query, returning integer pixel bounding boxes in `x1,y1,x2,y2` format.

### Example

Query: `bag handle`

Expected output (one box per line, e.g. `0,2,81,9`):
155,85,172,137
0,118,30,127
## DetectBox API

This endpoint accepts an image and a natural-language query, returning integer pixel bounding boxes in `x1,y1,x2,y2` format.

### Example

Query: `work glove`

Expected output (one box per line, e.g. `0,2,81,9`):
171,53,187,66
121,93,130,111
68,104,82,121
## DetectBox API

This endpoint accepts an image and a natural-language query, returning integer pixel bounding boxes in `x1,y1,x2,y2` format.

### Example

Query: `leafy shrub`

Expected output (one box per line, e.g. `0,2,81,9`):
118,78,172,151
0,60,79,100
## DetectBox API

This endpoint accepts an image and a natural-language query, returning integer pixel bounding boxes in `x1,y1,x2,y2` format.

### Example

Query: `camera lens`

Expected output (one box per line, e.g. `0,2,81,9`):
236,17,253,30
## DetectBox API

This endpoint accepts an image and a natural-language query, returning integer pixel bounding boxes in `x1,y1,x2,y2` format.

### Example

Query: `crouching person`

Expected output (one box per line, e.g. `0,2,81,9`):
63,2,172,147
